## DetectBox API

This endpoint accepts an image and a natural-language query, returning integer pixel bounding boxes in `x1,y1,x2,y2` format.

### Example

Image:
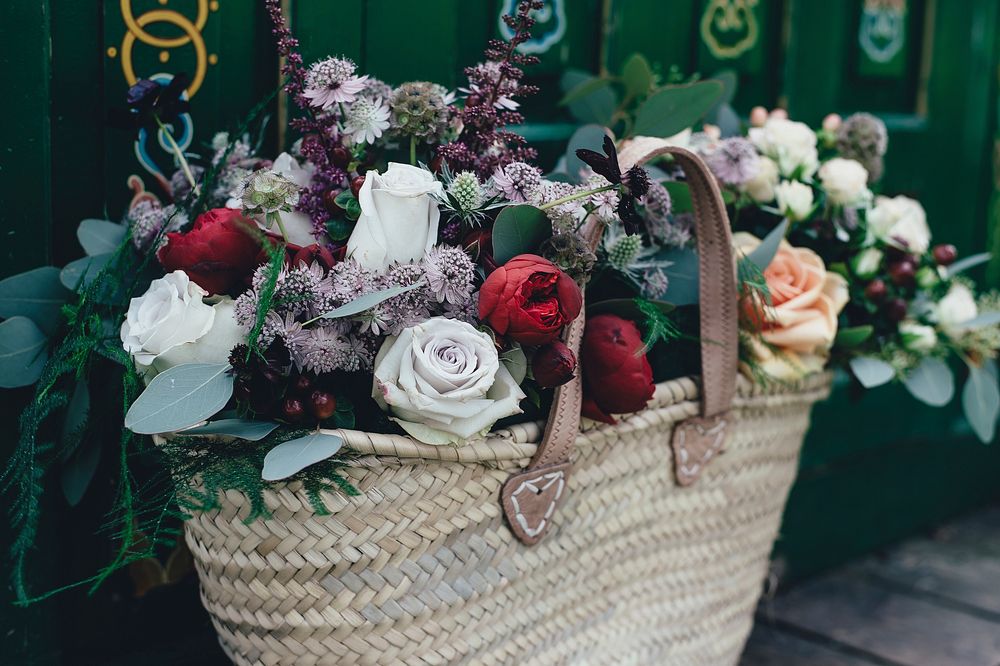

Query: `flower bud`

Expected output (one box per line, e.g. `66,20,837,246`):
852,247,883,279
932,244,958,266
822,113,843,132
769,108,789,120
916,266,939,289
899,321,937,352
749,106,768,127
865,278,888,301
888,260,916,286
532,341,577,388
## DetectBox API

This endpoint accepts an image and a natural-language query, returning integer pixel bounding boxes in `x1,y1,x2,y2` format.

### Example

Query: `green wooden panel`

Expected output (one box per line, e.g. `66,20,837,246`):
365,0,460,85
290,0,364,68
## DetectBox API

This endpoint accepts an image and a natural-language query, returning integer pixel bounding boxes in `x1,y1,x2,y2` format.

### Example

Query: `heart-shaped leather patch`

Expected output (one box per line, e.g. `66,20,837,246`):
671,413,729,486
501,462,571,546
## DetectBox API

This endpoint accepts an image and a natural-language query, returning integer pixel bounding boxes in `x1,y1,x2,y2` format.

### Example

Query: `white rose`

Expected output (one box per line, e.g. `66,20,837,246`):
818,158,871,206
774,180,815,221
373,318,526,445
852,247,884,279
935,283,978,339
748,118,819,178
867,195,931,253
150,298,246,375
121,271,215,368
347,163,443,272
742,156,779,203
227,152,318,246
899,321,938,352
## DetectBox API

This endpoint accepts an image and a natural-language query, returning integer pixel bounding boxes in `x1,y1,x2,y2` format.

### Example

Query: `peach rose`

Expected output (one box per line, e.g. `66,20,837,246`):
735,232,848,379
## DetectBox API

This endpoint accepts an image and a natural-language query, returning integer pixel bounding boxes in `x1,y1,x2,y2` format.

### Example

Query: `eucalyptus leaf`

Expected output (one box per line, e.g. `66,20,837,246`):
652,247,700,306
560,70,617,126
261,431,344,481
963,362,1000,443
77,219,126,256
945,252,990,277
903,357,955,407
835,325,874,348
621,53,653,97
318,282,423,320
181,419,280,441
60,253,113,291
849,356,896,389
326,218,353,242
501,344,528,385
0,316,48,388
663,182,693,214
559,74,613,106
0,266,71,334
564,124,609,182
631,81,725,139
60,437,101,507
124,363,234,435
491,205,551,264
747,219,790,270
960,311,1000,329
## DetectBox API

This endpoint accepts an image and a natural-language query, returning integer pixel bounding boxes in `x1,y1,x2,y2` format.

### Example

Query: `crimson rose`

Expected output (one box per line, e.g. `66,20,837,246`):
157,208,263,295
478,254,582,345
581,314,655,424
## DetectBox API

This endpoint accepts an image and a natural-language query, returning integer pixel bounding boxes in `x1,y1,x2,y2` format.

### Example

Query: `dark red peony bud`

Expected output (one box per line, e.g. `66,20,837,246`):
531,341,577,388
888,260,916,286
884,298,908,323
331,145,351,169
282,397,305,422
291,243,336,271
932,244,958,266
865,278,887,301
309,390,337,420
322,188,342,214
430,155,444,175
350,175,366,198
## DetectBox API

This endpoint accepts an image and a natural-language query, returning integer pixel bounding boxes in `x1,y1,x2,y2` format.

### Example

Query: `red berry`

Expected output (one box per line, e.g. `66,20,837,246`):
888,260,916,286
309,390,337,420
292,375,312,394
864,279,887,301
932,244,958,266
884,298,908,323
331,146,351,169
466,94,482,108
282,397,305,422
322,189,342,214
350,176,366,198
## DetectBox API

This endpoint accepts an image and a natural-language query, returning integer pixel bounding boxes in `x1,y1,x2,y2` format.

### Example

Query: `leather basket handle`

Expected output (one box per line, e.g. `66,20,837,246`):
501,144,739,545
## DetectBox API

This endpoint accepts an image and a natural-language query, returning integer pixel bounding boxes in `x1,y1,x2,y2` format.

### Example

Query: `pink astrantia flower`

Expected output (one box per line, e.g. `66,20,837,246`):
303,57,369,110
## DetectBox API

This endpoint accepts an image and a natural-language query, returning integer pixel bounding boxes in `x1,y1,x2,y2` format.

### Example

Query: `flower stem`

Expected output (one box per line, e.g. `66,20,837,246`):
154,114,200,195
539,183,616,211
268,211,289,243
409,136,417,166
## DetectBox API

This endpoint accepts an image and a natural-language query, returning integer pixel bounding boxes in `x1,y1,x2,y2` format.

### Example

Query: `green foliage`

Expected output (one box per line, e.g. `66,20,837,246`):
634,297,681,353
246,239,286,358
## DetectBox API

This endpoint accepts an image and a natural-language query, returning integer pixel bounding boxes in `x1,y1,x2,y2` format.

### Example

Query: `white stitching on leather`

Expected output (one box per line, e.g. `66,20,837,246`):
675,418,727,479
509,471,566,538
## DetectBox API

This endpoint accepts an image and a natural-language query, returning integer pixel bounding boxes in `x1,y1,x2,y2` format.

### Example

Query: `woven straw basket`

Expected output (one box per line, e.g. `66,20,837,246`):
181,146,832,665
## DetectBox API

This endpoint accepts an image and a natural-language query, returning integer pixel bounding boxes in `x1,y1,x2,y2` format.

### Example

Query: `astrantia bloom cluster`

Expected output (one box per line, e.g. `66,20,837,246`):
493,161,541,203
303,57,368,110
344,96,391,145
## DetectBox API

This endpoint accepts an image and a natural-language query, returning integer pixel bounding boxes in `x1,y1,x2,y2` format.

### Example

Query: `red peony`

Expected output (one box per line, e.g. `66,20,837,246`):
478,254,582,345
580,314,655,424
532,340,577,388
157,208,264,295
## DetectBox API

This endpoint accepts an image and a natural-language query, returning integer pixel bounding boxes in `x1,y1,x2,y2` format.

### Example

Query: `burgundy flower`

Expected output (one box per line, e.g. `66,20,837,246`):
575,135,651,234
532,341,577,388
581,314,655,424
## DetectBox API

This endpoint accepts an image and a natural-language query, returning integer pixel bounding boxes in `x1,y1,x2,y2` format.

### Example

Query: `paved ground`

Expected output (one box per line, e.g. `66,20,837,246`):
741,505,1000,666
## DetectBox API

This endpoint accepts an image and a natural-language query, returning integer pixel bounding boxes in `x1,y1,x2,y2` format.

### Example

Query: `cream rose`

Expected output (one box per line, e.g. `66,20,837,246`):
149,298,246,375
774,180,814,221
935,283,978,339
347,162,443,272
736,233,849,379
121,271,216,368
818,158,871,206
867,195,931,253
742,156,779,203
373,318,526,445
748,118,819,178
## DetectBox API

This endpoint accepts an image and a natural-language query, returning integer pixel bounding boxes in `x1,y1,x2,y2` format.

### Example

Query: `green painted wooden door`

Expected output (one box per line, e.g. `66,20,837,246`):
1,0,999,662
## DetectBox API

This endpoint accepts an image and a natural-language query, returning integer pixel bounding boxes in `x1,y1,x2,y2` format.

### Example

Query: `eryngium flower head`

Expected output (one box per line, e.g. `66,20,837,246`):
235,169,301,215
447,171,485,210
389,81,452,142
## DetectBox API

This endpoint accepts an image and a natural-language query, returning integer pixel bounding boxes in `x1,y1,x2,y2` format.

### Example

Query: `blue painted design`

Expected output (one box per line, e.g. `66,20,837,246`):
133,72,194,182
498,0,566,55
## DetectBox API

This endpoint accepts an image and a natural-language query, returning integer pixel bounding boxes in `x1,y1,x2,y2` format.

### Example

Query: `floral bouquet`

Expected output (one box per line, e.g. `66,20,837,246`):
0,1,674,600
552,51,1000,443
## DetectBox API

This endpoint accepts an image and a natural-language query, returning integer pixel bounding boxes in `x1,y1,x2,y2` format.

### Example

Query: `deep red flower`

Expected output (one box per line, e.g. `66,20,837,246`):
478,254,582,345
580,314,655,424
157,208,263,295
532,341,577,388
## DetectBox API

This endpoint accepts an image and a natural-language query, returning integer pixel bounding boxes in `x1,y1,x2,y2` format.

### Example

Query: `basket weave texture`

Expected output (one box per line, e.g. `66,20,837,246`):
183,372,830,666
